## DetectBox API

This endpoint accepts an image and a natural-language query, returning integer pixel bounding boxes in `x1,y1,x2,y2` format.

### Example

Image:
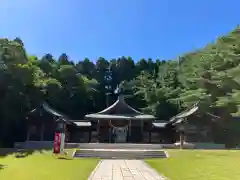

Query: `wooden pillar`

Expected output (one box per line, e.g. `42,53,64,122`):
148,131,151,143
179,119,185,149
97,120,103,142
88,128,92,143
149,122,152,143
109,126,111,143
27,126,30,141
129,120,131,142
97,121,100,142
180,132,184,149
150,131,152,143
40,123,45,141
150,122,153,143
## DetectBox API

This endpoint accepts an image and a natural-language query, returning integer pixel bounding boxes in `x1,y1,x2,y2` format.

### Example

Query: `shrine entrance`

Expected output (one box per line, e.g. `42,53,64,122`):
85,95,156,143
112,127,128,143
110,120,130,143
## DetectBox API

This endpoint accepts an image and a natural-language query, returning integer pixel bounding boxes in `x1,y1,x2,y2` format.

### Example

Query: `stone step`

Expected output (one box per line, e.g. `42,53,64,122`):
67,143,163,149
73,149,167,159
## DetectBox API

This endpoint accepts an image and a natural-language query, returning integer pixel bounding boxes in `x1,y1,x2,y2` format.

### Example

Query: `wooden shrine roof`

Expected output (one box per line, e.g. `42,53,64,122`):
85,95,156,120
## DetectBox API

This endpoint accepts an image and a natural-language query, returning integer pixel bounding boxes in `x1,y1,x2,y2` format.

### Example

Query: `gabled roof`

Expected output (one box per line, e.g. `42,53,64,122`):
42,103,67,118
146,103,200,128
27,102,70,120
98,95,143,115
27,103,93,127
168,101,224,126
85,95,156,120
169,102,199,124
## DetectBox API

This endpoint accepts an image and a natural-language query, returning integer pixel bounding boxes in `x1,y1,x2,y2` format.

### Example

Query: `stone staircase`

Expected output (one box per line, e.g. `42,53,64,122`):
68,143,163,149
72,143,168,159
73,149,167,159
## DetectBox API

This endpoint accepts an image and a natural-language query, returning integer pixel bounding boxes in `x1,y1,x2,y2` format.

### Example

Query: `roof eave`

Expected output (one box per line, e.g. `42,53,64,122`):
84,114,156,121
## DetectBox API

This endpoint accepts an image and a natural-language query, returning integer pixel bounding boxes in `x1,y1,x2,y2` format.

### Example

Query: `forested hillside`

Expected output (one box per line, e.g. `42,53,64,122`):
1,27,240,146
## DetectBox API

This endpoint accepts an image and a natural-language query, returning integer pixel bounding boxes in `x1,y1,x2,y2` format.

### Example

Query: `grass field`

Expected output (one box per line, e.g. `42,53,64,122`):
146,149,240,180
0,150,99,180
1,149,240,180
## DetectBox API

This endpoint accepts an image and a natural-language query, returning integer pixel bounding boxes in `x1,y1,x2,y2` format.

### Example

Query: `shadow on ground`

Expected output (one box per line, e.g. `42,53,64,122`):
56,156,73,160
0,164,7,171
0,148,48,158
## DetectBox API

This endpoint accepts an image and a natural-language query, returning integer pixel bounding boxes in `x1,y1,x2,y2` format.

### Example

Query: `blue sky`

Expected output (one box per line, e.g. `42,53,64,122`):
0,0,239,62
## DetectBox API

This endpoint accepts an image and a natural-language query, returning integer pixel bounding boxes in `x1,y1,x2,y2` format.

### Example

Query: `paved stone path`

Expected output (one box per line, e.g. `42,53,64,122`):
88,159,165,180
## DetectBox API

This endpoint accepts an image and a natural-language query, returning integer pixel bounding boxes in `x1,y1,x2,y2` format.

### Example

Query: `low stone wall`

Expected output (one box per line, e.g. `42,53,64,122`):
194,143,225,149
171,142,226,149
14,141,53,149
0,148,17,155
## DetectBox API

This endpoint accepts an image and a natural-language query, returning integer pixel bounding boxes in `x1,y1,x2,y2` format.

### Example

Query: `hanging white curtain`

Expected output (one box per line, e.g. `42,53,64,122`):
113,127,128,143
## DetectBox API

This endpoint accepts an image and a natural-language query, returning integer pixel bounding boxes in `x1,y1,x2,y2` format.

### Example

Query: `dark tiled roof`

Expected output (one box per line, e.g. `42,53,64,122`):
85,95,156,120
169,102,199,124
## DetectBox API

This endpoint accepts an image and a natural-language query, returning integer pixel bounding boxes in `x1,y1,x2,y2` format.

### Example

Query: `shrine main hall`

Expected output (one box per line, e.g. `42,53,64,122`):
25,94,215,145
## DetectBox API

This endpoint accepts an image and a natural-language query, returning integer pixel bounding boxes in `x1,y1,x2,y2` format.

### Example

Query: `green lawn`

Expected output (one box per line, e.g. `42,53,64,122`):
0,150,99,180
146,150,240,180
